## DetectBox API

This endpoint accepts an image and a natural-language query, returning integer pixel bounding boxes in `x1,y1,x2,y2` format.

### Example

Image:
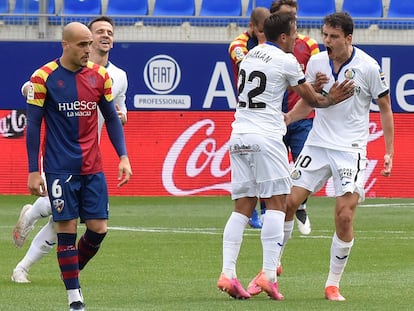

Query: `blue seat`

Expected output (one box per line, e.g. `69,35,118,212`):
153,0,195,16
297,0,336,28
4,0,55,25
342,0,382,28
146,0,195,26
199,0,242,16
196,0,242,27
51,0,101,25
0,0,9,20
246,0,274,16
379,0,414,29
106,0,148,26
387,0,414,17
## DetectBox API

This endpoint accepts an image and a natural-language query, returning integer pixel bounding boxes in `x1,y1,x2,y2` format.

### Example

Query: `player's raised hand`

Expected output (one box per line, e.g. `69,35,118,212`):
313,71,329,93
117,155,132,187
381,154,393,177
327,79,354,105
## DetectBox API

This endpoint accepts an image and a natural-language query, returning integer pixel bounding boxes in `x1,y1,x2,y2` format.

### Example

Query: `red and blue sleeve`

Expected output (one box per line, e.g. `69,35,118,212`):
26,104,44,172
99,99,127,158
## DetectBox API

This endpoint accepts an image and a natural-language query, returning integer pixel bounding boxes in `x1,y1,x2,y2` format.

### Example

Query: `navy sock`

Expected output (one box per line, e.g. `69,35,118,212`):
57,233,79,290
78,228,107,270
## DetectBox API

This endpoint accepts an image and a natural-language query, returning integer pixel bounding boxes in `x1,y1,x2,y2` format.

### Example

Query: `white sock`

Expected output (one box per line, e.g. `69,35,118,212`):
325,232,354,288
67,288,83,304
279,220,294,265
15,216,56,272
297,203,306,211
261,210,285,282
25,196,52,225
222,212,249,279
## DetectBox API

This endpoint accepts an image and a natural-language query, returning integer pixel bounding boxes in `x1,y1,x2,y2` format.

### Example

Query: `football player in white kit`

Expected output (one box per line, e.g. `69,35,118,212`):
217,12,354,300
274,12,394,301
12,16,128,283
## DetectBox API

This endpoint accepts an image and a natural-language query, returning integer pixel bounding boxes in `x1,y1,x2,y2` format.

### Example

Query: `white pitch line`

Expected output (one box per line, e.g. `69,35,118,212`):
108,226,222,235
107,226,414,239
360,202,414,207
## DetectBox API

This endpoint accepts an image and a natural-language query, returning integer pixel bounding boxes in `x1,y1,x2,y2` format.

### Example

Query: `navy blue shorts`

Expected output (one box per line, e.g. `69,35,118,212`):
45,172,109,222
283,118,313,161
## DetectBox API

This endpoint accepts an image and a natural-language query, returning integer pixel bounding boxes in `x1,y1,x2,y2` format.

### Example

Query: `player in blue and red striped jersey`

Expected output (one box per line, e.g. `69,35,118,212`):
229,7,270,88
12,16,129,284
26,22,132,311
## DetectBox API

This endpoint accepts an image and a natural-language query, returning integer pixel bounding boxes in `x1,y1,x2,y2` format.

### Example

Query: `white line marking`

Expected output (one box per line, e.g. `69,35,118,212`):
360,202,414,207
107,226,414,239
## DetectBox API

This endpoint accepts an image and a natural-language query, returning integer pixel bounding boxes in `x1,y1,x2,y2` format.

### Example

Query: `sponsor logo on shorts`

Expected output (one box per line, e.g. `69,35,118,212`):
291,169,301,180
229,143,260,154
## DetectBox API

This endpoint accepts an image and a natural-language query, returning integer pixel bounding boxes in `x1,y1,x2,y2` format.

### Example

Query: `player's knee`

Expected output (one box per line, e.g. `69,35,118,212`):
335,207,354,228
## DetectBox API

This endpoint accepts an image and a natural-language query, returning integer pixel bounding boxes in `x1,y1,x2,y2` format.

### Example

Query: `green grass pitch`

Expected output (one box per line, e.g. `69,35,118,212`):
0,195,413,310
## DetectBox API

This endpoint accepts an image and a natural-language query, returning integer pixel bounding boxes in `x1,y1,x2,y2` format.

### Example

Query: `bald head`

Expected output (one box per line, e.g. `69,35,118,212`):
248,7,270,44
62,22,91,41
250,7,271,25
60,22,93,71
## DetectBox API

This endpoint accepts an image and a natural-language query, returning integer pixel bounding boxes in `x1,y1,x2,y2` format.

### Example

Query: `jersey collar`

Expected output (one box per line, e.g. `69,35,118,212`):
329,46,356,81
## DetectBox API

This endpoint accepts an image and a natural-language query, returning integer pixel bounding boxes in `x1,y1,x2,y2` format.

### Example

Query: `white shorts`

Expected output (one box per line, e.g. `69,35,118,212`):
290,145,366,201
229,133,292,200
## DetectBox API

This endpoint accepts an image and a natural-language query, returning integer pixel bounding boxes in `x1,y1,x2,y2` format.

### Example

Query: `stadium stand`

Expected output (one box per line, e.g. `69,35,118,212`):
341,0,383,28
379,0,414,29
297,0,336,28
245,0,274,16
148,0,195,26
51,0,102,24
196,0,242,27
153,0,195,16
106,0,148,26
387,0,414,17
4,0,55,25
0,0,8,21
199,0,242,16
0,0,413,44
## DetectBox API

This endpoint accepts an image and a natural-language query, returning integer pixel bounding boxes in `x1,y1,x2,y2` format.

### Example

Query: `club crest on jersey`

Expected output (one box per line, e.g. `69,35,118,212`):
87,75,97,87
291,169,301,180
344,69,355,79
53,199,65,213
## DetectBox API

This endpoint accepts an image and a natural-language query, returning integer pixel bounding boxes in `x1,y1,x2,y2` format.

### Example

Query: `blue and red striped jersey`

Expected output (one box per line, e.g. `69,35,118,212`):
26,59,126,174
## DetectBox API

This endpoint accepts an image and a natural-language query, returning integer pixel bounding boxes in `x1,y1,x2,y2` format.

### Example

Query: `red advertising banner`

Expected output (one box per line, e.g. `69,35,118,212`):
1,110,412,197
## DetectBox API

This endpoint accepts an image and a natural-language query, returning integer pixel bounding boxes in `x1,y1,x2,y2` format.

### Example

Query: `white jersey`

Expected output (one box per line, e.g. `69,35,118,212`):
98,61,128,140
232,42,305,137
305,47,389,152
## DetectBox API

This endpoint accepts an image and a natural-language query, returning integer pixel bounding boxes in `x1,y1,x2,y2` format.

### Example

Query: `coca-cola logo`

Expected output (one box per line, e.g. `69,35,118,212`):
0,110,26,138
162,119,231,195
163,119,386,197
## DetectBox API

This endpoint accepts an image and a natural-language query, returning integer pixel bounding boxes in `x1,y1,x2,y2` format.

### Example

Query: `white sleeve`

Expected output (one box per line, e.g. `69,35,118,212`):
113,71,128,120
367,62,389,99
285,54,306,87
304,57,317,84
21,81,30,97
